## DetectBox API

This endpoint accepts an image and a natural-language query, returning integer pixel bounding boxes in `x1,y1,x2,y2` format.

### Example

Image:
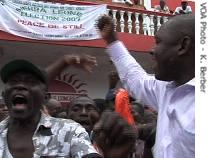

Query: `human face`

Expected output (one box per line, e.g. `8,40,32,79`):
151,23,181,81
130,103,144,123
181,2,188,10
3,71,46,120
48,106,62,117
46,99,62,117
68,97,99,133
160,1,165,9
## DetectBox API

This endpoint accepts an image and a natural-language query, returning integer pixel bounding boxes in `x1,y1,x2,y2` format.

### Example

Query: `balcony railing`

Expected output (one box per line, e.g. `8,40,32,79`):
31,0,174,36
106,6,173,36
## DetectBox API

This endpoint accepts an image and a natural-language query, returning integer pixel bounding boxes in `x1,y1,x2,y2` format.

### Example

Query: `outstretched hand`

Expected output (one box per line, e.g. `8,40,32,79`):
46,54,97,81
63,54,97,73
96,15,118,44
93,111,137,158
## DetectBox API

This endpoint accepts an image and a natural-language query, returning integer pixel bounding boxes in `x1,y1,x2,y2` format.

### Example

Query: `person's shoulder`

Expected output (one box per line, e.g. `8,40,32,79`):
154,5,160,9
45,115,82,131
174,6,182,14
0,117,9,133
50,116,80,126
165,5,170,10
154,5,161,11
47,116,90,138
175,6,182,10
165,5,169,8
186,5,192,11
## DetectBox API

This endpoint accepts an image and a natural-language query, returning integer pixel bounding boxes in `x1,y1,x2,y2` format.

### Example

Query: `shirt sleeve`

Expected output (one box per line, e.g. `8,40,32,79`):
165,6,170,13
187,6,192,13
154,5,159,11
70,125,100,158
174,7,181,14
106,41,166,110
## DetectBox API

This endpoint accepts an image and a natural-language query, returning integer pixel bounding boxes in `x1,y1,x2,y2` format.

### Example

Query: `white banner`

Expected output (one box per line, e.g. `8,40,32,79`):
0,0,106,40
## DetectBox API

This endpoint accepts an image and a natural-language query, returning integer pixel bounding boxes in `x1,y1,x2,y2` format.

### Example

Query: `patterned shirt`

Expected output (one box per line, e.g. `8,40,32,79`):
0,113,101,158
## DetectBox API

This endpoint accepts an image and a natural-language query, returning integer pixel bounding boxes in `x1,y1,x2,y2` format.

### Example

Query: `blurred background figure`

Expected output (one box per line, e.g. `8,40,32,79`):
130,101,145,124
143,106,157,124
56,111,67,119
93,98,106,114
130,102,157,158
124,0,134,6
45,98,63,117
105,71,122,110
153,0,171,33
174,0,192,15
154,0,170,14
129,101,145,158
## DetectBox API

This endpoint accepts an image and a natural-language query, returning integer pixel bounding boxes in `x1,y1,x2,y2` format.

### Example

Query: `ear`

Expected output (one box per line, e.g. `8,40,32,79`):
177,36,192,56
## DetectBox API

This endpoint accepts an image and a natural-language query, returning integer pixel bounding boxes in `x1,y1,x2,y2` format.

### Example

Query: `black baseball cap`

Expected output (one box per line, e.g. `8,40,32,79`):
0,59,48,84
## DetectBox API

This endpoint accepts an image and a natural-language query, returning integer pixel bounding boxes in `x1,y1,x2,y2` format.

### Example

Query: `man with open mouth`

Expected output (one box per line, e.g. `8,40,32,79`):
67,96,100,135
0,59,102,158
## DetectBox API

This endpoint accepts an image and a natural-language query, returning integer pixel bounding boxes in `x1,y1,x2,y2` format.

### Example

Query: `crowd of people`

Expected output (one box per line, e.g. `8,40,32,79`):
141,0,193,35
153,0,192,15
123,0,193,15
0,6,195,158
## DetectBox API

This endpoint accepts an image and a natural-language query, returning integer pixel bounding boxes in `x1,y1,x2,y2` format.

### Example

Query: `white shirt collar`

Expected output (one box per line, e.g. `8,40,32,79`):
185,78,195,86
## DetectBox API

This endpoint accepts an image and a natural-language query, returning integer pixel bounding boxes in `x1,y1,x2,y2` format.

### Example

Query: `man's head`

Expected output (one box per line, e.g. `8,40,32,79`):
130,101,144,123
159,0,166,9
143,107,157,124
67,96,100,134
1,59,48,120
105,89,116,111
181,0,188,10
151,14,195,85
93,98,106,114
45,98,62,117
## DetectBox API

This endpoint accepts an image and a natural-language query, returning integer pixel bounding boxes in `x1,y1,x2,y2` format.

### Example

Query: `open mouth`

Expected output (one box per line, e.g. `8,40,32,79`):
12,95,28,110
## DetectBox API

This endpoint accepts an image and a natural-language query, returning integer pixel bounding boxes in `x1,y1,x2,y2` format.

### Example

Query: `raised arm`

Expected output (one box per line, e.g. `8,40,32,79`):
46,54,97,81
97,15,165,109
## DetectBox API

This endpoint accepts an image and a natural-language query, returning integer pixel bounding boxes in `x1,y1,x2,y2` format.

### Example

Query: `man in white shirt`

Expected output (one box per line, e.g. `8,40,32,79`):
174,0,192,15
154,0,170,14
95,14,195,158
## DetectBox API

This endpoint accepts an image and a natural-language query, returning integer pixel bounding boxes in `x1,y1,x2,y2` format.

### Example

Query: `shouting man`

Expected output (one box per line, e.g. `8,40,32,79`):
95,14,195,158
0,58,101,158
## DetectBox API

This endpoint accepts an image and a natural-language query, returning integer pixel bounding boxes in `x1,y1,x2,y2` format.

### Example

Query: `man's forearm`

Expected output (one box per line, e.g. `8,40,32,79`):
46,57,68,82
